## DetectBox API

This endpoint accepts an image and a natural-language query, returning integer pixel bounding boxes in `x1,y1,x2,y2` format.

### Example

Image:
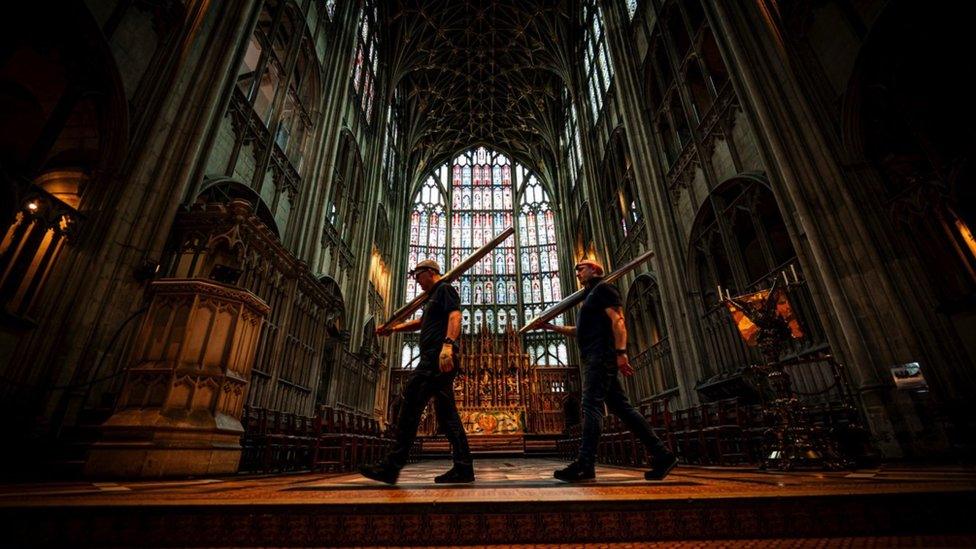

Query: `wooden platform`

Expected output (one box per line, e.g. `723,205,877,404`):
1,459,974,546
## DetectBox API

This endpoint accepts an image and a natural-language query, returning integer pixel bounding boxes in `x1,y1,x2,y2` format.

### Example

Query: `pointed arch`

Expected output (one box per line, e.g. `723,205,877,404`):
624,273,676,399
196,176,280,238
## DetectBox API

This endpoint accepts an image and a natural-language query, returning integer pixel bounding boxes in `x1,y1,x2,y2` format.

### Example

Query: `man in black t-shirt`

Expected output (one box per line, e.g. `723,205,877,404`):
360,259,473,484
542,259,677,482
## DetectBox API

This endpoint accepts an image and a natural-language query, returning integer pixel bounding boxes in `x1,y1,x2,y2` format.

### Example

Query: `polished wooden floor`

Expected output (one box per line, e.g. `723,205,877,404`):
1,458,975,546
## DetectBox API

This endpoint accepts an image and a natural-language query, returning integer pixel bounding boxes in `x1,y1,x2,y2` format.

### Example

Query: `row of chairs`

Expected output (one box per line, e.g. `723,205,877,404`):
311,406,393,472
240,405,393,474
240,407,318,473
557,397,862,467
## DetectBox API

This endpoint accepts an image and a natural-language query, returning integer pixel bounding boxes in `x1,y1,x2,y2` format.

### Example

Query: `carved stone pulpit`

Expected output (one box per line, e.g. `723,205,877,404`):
84,279,269,477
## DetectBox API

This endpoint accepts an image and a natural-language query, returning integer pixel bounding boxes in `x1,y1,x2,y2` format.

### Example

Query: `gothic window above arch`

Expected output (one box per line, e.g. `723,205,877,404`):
351,0,379,123
398,146,568,368
600,132,644,257
276,45,318,174
236,1,318,175
582,1,614,123
328,135,365,241
624,274,677,397
383,97,402,195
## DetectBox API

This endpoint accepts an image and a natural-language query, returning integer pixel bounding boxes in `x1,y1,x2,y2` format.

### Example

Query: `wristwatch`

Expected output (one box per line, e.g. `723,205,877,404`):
614,348,627,355
443,337,456,345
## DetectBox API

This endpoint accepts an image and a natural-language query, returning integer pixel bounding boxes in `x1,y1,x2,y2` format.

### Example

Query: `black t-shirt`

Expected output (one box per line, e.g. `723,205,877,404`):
576,280,622,358
418,282,461,360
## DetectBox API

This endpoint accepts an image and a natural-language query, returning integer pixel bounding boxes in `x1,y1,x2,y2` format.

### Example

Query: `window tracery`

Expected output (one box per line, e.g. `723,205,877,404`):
399,147,567,368
351,1,378,123
582,1,614,123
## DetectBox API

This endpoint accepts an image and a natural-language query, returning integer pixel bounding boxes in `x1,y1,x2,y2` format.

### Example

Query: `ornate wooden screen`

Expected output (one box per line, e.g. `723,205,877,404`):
389,327,580,436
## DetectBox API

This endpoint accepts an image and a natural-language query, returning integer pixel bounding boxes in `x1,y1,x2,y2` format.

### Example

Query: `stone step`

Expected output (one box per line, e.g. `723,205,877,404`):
2,488,973,546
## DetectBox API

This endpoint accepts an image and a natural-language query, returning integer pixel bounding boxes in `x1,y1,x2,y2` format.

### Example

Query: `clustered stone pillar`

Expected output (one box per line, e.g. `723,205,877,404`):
84,279,269,477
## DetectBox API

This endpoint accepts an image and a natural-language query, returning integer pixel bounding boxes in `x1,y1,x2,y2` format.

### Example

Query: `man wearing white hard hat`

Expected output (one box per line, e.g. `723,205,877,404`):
542,258,676,482
361,259,473,484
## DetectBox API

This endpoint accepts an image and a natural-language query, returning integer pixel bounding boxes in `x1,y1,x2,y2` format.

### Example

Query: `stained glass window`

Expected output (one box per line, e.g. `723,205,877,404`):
383,97,401,195
452,148,517,335
405,174,447,321
399,147,569,368
519,167,567,366
562,91,583,192
351,1,378,122
626,0,639,20
582,1,614,122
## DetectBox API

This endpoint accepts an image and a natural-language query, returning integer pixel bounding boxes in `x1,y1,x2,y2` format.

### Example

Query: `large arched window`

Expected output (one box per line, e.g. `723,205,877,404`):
582,0,614,122
600,131,643,261
518,169,567,366
450,148,515,334
562,95,584,191
404,176,447,321
235,0,319,174
399,147,567,368
351,0,378,123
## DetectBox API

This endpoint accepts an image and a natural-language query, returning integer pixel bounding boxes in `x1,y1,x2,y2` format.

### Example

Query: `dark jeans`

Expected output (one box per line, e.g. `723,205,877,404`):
577,353,669,467
386,356,471,469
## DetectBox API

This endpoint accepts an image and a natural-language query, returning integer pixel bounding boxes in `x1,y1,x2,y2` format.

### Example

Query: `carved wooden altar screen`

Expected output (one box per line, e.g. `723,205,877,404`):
389,327,580,436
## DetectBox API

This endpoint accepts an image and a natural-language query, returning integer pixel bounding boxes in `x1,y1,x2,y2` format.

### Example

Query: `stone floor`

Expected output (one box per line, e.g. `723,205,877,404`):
1,459,975,546
2,458,973,505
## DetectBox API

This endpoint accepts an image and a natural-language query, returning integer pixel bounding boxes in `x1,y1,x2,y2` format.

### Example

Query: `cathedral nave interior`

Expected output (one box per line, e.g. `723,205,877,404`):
1,0,975,546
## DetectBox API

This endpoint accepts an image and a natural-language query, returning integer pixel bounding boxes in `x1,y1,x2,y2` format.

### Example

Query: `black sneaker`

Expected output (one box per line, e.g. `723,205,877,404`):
434,464,475,484
645,452,678,481
554,461,596,482
359,462,400,484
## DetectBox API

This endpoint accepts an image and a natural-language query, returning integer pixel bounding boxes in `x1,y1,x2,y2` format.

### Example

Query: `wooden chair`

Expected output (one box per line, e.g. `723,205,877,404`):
703,398,747,465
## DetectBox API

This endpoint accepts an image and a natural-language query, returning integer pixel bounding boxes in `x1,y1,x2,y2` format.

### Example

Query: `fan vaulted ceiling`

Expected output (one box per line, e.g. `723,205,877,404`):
384,0,575,188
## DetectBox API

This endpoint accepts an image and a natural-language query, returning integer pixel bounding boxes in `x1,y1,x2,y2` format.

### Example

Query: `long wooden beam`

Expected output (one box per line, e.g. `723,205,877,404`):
379,226,515,331
519,249,656,333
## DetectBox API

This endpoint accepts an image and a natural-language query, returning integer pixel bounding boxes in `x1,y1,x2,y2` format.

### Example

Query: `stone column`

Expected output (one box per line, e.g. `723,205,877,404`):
600,0,707,405
704,1,936,456
85,279,269,477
